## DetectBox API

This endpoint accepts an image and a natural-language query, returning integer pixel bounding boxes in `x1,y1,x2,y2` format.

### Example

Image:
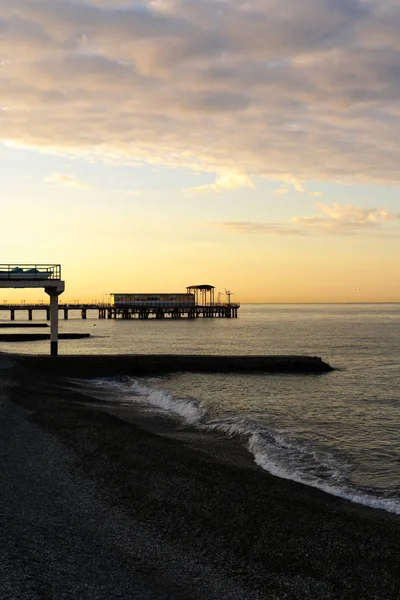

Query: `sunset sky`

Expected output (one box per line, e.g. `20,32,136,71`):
1,0,400,303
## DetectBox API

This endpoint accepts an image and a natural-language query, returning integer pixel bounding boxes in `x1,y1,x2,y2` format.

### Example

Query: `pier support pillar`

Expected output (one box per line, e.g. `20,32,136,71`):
46,308,50,320
45,286,64,357
82,309,87,319
64,309,68,320
50,295,59,356
28,309,33,321
11,309,15,321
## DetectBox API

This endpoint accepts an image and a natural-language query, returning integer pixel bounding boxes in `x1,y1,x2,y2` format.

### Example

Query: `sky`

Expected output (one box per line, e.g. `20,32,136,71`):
1,0,400,303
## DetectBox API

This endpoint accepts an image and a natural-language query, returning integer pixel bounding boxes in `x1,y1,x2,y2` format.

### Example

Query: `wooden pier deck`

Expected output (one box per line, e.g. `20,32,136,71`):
0,303,240,320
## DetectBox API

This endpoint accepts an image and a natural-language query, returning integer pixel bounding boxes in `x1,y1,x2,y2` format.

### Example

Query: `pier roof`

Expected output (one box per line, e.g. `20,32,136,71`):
186,284,215,290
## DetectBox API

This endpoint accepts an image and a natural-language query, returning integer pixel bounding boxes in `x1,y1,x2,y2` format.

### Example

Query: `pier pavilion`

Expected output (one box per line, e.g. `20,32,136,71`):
0,264,64,355
102,284,239,319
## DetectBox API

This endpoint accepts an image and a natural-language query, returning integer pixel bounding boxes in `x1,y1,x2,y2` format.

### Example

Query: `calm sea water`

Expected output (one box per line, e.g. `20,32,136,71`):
1,304,400,514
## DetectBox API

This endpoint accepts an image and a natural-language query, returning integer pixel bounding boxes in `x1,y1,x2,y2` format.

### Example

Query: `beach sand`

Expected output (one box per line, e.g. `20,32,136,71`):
1,354,399,599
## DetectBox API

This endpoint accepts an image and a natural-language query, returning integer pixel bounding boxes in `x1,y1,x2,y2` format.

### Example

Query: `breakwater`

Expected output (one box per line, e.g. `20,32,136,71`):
0,333,90,342
0,323,49,328
18,354,333,377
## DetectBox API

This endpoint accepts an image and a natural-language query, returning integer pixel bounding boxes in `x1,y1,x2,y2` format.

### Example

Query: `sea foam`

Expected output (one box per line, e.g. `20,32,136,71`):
126,378,206,424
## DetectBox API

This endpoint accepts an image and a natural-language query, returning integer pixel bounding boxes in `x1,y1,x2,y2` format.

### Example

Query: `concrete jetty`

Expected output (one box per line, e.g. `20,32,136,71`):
18,354,333,377
0,323,49,328
0,333,90,342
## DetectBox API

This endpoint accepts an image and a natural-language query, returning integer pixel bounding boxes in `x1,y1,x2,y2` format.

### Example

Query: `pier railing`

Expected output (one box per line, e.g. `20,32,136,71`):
0,301,240,310
0,264,61,280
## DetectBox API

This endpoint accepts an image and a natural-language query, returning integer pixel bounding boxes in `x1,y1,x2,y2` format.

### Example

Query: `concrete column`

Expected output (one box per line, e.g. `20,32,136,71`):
45,282,64,356
49,294,59,356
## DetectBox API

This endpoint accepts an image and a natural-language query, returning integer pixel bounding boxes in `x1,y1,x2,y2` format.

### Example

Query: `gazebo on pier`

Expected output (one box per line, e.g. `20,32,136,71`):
186,284,215,306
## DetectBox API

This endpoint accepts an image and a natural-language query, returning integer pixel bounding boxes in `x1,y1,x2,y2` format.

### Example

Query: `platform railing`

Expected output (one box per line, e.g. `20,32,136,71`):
109,303,240,309
0,264,61,280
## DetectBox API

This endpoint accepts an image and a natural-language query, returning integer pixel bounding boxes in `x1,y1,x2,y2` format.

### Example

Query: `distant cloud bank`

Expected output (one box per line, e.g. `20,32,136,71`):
1,0,400,185
209,203,400,236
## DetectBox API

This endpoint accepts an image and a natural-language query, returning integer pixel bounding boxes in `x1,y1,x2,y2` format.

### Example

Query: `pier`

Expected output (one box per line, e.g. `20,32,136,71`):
0,286,240,320
0,274,239,354
0,302,239,320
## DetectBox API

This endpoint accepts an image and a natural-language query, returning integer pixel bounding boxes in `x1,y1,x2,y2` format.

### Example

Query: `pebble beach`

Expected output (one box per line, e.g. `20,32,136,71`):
1,352,399,599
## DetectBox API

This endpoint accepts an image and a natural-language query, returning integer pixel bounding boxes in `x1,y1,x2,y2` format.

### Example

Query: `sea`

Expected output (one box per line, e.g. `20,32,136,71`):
1,303,399,515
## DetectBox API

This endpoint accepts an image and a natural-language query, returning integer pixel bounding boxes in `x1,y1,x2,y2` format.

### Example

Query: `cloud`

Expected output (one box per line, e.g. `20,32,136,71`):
184,170,254,194
208,203,400,236
212,221,310,236
45,172,92,189
288,176,305,193
273,175,305,195
312,202,400,225
2,1,400,186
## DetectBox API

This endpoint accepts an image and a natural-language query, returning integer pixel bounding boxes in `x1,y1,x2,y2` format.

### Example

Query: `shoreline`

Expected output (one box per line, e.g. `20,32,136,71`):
1,354,399,598
67,371,400,517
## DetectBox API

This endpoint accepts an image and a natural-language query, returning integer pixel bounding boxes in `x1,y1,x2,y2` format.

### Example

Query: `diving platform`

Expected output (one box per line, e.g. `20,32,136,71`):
0,264,64,356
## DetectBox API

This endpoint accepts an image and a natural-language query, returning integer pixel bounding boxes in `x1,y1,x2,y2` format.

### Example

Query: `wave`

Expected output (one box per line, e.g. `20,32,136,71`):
84,376,205,424
126,378,206,424
247,430,400,515
91,375,400,516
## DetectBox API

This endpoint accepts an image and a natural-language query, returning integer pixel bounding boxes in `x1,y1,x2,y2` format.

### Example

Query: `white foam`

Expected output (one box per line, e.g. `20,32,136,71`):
126,378,206,424
207,417,400,515
249,432,400,515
